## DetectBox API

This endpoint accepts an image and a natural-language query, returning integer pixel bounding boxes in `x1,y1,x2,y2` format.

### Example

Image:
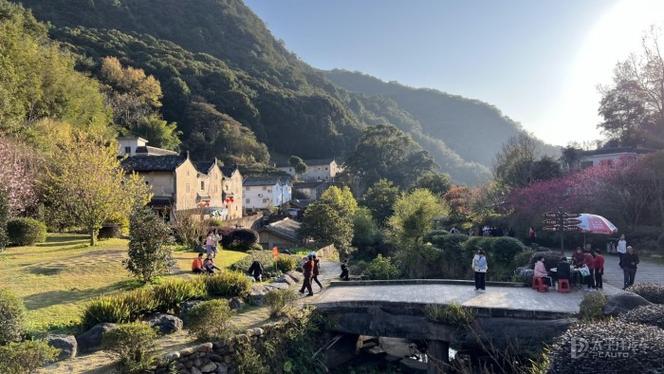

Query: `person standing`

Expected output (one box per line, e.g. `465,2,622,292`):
299,255,314,296
617,234,627,263
205,231,215,258
528,226,537,243
620,246,639,290
311,254,323,291
472,250,488,291
340,260,349,281
583,250,595,289
593,249,605,289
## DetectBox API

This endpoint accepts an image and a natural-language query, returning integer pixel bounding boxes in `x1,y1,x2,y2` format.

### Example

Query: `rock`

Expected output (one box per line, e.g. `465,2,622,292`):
148,313,183,334
46,334,77,360
191,367,203,374
216,363,228,374
399,358,428,373
197,343,214,352
603,292,652,316
247,284,270,306
76,323,118,353
201,362,218,373
164,351,180,361
275,274,295,286
208,353,224,362
247,327,264,337
229,297,245,310
180,300,205,320
265,282,289,290
286,271,302,283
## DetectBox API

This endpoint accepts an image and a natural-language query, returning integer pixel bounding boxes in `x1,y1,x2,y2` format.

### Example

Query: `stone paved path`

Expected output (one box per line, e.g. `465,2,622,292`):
601,254,663,287
313,282,625,314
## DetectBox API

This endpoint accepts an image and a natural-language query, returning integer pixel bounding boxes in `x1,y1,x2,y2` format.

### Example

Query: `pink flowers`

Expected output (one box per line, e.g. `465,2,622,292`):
0,138,38,215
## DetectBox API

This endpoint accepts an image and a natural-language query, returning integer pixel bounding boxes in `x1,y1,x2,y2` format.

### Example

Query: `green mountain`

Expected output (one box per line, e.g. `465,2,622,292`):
323,69,558,167
14,0,551,185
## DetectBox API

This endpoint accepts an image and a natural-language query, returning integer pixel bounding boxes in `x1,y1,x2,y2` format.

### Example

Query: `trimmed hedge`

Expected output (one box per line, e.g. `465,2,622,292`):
619,304,664,329
102,322,157,373
0,289,26,344
627,283,664,304
6,218,46,246
546,320,664,373
204,271,252,298
186,300,233,341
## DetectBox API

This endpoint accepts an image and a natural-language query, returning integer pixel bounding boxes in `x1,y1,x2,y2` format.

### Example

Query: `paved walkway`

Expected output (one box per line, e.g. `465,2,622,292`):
602,254,663,287
313,282,624,315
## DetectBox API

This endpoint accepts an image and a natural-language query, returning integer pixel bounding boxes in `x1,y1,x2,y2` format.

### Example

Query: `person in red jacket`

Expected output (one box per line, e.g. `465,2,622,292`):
311,254,323,291
299,255,314,296
593,249,605,289
583,250,595,289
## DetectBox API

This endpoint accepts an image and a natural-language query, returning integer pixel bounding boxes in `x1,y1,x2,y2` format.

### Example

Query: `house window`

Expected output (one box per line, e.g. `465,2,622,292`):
262,186,267,191
124,146,131,154
267,189,272,193
246,198,250,204
200,181,205,190
263,198,269,203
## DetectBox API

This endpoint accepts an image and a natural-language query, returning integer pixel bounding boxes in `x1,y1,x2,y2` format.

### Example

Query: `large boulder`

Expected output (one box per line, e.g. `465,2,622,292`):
229,297,245,311
603,292,652,316
179,300,204,321
46,334,77,360
619,304,664,329
247,284,270,306
76,323,118,353
148,313,183,334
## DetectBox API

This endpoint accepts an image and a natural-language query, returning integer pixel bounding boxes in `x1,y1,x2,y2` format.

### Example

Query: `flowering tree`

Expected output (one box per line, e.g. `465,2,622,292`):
0,137,38,215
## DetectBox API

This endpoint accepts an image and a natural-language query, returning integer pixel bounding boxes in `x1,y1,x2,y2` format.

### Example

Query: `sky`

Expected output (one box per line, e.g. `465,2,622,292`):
245,0,664,146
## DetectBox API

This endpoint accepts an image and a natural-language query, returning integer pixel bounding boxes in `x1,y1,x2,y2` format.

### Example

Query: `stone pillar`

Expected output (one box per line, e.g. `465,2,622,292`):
427,340,450,374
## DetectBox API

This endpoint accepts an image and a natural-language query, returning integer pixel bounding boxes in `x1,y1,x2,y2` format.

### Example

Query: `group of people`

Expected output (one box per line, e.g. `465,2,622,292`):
299,253,322,297
191,252,221,274
204,230,222,258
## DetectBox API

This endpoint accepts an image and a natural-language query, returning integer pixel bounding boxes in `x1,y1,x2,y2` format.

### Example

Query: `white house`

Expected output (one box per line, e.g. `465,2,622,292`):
277,158,341,182
117,136,178,157
577,147,653,169
243,176,292,211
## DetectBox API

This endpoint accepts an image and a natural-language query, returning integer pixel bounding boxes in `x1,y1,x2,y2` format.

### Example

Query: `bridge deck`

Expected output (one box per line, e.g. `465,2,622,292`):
313,280,624,315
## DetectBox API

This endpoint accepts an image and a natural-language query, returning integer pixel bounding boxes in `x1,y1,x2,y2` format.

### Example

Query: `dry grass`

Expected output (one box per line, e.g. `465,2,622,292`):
0,233,247,334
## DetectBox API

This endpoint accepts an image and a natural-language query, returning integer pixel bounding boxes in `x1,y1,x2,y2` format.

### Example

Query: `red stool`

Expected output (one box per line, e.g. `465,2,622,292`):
532,277,549,292
558,279,571,293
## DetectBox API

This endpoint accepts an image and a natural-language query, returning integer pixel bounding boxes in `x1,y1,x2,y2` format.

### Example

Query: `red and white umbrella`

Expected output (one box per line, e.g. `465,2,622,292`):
576,213,618,235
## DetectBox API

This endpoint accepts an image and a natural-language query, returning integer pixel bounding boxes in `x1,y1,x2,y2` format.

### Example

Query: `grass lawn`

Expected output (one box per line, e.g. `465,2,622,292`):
0,233,247,334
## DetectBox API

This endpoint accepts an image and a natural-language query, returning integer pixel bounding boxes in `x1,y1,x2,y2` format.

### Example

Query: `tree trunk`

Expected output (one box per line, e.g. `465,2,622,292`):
89,227,98,246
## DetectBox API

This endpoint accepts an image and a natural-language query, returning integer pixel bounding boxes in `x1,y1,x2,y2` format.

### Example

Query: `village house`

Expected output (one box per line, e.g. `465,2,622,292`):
119,136,243,220
575,147,653,169
257,217,302,250
277,158,341,182
292,180,332,200
243,176,292,212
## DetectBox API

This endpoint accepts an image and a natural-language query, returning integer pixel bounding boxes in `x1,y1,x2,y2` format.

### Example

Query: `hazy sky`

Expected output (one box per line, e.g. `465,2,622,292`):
245,0,664,146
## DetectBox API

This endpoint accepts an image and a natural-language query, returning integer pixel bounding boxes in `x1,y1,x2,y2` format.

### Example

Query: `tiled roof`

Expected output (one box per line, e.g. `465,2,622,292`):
121,155,186,172
276,157,336,168
135,146,178,156
260,218,300,242
243,176,289,186
193,160,220,174
221,165,240,178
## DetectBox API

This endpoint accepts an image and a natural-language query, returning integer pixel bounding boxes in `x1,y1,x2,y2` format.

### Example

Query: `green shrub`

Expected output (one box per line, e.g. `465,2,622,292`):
231,250,275,274
152,278,206,313
121,288,160,320
82,296,132,328
0,289,26,344
528,250,561,270
579,292,608,321
103,322,157,373
627,283,664,304
423,229,449,242
205,271,252,298
222,229,259,252
546,320,664,373
274,256,298,273
264,289,298,318
186,300,233,341
619,304,664,329
124,207,175,283
0,340,58,374
6,218,46,246
365,254,400,280
513,250,534,267
0,190,8,251
424,303,474,327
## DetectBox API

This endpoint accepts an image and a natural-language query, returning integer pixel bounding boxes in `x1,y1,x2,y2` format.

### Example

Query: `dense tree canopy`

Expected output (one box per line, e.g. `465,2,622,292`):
362,179,401,226
346,125,437,190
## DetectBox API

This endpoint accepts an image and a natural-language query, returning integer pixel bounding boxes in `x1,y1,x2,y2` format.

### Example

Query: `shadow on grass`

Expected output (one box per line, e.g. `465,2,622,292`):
37,235,89,245
22,279,143,310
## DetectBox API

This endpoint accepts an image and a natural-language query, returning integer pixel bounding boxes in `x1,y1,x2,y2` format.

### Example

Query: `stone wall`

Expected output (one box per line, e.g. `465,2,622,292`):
154,326,269,374
316,244,339,261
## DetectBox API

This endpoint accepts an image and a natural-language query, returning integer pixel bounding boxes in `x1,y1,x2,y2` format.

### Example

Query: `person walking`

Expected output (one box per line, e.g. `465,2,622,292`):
620,246,639,290
472,249,488,291
593,249,605,289
617,234,627,263
299,255,314,296
583,249,595,289
311,254,323,291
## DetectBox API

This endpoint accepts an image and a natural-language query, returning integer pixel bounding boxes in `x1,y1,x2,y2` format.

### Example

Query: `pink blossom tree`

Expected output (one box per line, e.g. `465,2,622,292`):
0,137,38,215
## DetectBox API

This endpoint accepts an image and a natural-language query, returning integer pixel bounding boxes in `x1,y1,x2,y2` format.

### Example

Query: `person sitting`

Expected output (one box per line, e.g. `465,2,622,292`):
192,253,204,274
556,257,571,283
533,256,552,287
247,260,264,282
203,257,221,274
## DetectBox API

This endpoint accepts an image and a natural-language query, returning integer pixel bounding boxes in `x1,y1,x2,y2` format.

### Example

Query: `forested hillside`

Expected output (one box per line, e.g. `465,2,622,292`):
13,0,553,184
324,69,559,166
